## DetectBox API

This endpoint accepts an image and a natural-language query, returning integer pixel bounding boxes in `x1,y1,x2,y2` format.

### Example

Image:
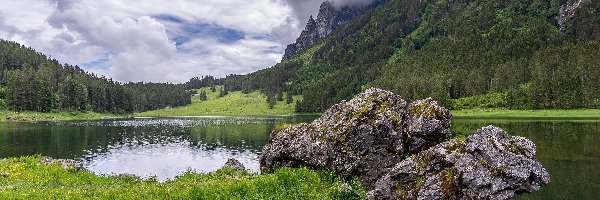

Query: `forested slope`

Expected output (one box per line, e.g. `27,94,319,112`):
217,0,600,112
0,40,190,113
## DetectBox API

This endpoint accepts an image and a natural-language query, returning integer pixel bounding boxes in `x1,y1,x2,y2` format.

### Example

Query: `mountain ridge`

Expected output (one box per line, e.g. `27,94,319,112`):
282,0,385,59
216,0,600,112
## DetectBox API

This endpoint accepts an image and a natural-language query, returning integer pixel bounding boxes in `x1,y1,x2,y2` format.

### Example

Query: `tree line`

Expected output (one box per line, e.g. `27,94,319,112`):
0,40,190,113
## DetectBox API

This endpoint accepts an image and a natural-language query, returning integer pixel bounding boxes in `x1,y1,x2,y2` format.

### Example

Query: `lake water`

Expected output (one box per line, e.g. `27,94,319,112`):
0,116,598,199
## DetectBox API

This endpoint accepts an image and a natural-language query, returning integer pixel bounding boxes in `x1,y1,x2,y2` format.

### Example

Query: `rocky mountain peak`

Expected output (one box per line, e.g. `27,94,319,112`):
282,0,385,60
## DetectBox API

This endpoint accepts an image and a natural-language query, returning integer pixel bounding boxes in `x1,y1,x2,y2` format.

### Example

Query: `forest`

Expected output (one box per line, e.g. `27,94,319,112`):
0,40,190,114
203,0,600,112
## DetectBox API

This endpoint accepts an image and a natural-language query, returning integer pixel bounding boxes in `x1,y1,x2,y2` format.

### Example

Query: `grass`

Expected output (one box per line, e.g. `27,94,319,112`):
0,156,365,199
0,110,127,121
451,92,508,110
137,87,305,117
452,109,600,118
450,91,600,118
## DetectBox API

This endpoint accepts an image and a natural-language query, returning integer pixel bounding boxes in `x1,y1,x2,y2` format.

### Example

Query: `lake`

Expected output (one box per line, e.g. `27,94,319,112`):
0,116,598,199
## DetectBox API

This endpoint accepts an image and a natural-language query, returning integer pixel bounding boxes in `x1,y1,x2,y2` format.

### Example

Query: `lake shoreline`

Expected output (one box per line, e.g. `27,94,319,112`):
451,109,600,118
2,109,600,122
0,156,364,199
0,110,130,122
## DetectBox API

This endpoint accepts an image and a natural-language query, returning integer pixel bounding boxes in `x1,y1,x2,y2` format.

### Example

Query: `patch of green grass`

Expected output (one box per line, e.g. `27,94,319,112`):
137,87,305,117
451,92,508,110
0,156,365,199
0,110,127,121
452,109,600,118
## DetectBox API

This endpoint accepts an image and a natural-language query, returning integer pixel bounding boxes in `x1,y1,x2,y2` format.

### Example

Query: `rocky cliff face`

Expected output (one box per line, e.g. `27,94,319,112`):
260,88,549,200
283,1,384,60
557,0,592,31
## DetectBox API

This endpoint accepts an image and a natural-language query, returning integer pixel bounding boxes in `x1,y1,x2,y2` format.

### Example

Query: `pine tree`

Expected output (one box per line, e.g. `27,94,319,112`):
286,92,293,104
35,64,55,112
199,90,208,101
223,85,229,96
268,94,275,109
58,75,88,111
218,88,225,97
7,66,37,111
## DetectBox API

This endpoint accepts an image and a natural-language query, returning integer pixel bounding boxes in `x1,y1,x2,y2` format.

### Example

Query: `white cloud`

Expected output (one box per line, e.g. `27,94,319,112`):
0,0,341,83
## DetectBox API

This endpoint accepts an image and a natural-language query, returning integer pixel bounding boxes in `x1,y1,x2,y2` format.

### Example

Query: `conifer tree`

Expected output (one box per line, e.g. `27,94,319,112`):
286,92,293,104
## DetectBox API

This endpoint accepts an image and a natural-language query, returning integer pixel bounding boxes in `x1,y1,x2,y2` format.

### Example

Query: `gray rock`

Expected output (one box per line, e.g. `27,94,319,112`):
260,88,451,189
557,0,592,31
283,1,384,59
40,157,85,170
367,126,550,200
260,88,550,199
114,173,140,180
222,158,246,171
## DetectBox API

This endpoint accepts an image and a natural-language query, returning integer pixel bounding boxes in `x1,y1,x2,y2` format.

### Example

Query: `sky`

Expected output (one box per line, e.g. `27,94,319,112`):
0,0,374,83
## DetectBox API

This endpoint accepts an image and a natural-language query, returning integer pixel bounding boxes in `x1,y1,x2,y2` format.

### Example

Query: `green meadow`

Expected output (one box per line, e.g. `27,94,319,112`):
137,87,304,117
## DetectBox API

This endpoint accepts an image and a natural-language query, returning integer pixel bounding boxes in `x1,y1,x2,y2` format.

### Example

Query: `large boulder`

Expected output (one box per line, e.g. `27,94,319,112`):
260,88,550,199
367,126,550,199
260,88,451,189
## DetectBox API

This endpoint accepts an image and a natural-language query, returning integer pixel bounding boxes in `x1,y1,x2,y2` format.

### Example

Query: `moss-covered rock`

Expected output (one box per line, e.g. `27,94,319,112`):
260,88,451,190
368,126,550,200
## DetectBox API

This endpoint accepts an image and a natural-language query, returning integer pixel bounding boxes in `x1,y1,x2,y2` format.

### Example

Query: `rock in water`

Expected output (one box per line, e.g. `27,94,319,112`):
367,126,550,199
222,158,246,171
260,88,451,189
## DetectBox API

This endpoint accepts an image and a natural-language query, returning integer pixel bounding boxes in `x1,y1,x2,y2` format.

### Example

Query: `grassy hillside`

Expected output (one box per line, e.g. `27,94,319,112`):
0,156,364,199
221,0,600,113
137,87,303,117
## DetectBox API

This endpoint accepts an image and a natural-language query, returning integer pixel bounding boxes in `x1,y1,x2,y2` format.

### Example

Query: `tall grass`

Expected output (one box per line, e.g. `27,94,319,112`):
0,156,365,199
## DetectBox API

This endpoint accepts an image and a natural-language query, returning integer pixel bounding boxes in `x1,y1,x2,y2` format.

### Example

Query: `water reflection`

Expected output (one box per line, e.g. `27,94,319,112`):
0,116,317,181
1,116,598,196
87,142,259,181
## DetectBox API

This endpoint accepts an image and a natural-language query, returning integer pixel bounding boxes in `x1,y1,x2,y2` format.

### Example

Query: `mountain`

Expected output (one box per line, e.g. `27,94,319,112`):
218,0,600,113
282,0,385,59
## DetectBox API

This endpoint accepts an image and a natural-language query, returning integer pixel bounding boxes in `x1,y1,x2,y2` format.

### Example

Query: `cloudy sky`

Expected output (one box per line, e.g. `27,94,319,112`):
0,0,374,83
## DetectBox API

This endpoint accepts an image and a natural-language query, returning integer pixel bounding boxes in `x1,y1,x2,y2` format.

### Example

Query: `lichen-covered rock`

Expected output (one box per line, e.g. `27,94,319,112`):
260,88,451,189
367,126,550,200
222,158,246,171
40,157,85,170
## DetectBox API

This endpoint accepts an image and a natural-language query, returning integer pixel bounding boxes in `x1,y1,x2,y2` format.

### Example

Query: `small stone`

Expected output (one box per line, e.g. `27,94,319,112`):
222,158,246,171
0,173,9,177
40,157,85,171
114,173,140,179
